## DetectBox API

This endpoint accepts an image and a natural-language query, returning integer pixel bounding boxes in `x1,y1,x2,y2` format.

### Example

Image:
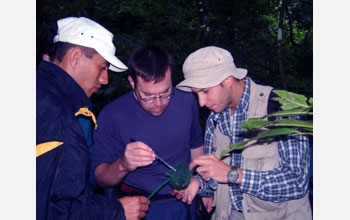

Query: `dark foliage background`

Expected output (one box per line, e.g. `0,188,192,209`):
37,0,312,126
36,0,313,210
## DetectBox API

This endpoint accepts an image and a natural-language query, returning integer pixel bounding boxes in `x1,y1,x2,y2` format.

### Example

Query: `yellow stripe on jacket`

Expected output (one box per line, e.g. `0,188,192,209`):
36,141,64,157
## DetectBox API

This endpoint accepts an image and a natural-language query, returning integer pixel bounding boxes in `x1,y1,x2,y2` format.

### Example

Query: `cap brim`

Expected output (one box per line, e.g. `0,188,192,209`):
96,49,128,72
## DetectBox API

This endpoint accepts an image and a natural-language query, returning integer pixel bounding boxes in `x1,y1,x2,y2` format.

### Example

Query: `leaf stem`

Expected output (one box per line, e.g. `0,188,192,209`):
148,176,174,199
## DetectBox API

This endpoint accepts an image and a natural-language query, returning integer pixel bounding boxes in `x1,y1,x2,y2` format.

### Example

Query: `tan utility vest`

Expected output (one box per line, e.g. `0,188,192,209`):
211,78,311,220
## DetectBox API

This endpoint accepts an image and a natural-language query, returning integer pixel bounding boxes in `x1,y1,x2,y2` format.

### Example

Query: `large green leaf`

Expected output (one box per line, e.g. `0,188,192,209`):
270,119,312,128
240,118,312,130
262,107,312,118
273,90,309,109
219,140,250,158
239,118,271,129
219,127,301,158
272,98,301,110
256,128,300,139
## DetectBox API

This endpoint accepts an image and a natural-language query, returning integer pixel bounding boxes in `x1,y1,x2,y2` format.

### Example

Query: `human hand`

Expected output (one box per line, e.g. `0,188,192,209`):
118,196,150,220
171,176,201,205
202,196,214,213
121,141,156,172
189,154,231,183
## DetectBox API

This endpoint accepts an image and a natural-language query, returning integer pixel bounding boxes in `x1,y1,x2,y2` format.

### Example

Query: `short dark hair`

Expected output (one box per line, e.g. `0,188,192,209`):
54,42,97,62
127,45,173,83
39,21,58,62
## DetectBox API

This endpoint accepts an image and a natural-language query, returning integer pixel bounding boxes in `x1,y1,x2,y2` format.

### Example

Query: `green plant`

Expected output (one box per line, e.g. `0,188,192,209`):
220,90,313,158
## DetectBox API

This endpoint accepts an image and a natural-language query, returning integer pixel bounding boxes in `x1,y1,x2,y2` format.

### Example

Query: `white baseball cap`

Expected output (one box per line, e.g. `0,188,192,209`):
53,17,128,72
177,46,247,92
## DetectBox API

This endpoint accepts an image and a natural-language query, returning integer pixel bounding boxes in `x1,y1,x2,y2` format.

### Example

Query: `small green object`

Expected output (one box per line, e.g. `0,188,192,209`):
165,163,194,190
147,163,195,199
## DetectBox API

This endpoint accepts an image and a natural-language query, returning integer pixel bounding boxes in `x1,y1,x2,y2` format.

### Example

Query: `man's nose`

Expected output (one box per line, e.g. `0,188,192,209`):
197,93,206,107
153,96,163,106
99,70,108,85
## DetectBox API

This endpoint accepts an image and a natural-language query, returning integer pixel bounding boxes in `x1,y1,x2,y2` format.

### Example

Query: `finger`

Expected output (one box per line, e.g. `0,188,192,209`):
196,166,209,176
181,190,188,203
138,196,150,204
128,154,155,162
175,191,182,200
139,211,147,218
140,203,149,212
170,189,178,196
189,161,197,170
127,142,155,154
192,157,213,167
187,194,193,205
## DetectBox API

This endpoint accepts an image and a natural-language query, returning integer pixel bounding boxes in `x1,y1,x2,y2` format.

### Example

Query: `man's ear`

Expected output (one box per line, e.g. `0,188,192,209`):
128,75,135,89
223,75,234,87
68,47,84,69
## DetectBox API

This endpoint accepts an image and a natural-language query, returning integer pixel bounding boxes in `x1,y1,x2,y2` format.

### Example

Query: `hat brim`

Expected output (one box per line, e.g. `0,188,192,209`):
176,68,247,92
96,48,128,72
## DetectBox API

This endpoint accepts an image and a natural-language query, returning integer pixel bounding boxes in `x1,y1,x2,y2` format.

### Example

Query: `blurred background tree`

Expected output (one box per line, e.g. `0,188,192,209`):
36,0,312,129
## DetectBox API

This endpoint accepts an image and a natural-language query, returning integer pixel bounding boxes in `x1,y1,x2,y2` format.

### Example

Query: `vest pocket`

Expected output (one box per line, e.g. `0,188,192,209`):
242,142,287,212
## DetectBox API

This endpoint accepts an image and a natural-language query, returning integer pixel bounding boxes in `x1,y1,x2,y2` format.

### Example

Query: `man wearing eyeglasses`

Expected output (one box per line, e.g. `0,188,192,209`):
92,45,205,220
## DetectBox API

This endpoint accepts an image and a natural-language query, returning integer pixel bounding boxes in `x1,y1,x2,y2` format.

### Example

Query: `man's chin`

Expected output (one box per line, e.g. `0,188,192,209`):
149,109,165,117
150,111,163,117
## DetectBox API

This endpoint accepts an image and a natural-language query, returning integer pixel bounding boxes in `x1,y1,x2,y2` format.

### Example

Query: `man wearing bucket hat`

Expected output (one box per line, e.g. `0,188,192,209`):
174,46,312,220
37,17,149,220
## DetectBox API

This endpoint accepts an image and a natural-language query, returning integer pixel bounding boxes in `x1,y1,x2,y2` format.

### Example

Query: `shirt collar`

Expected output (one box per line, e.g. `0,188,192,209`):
208,77,250,122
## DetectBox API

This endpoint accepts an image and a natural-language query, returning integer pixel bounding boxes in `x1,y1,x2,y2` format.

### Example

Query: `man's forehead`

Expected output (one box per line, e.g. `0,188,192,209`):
94,53,109,65
192,87,209,93
136,75,172,93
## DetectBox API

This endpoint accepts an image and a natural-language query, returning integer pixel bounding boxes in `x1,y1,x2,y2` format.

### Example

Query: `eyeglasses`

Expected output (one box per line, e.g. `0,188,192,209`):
134,84,174,103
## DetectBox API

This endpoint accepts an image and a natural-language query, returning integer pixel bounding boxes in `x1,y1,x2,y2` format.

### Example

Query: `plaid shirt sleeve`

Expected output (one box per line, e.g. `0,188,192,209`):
240,116,311,202
195,175,214,197
196,114,216,197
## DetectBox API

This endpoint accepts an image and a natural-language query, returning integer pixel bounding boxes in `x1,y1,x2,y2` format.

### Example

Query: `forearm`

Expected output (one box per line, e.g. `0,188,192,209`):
241,166,310,202
94,158,129,187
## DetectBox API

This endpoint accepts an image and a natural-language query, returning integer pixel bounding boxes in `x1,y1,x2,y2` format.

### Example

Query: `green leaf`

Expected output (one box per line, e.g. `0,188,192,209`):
308,97,313,106
227,140,250,150
271,119,313,129
220,149,233,158
239,118,313,130
165,163,194,190
219,140,250,158
272,97,300,110
273,90,309,109
239,118,272,129
256,128,300,139
303,127,313,132
262,107,312,118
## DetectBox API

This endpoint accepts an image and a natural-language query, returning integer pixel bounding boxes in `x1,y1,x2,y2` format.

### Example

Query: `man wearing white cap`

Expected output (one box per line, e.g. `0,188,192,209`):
174,46,312,220
36,17,149,220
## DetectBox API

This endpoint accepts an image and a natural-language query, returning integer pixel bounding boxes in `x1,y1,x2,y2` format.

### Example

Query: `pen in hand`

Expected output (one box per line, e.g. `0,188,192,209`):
129,138,177,172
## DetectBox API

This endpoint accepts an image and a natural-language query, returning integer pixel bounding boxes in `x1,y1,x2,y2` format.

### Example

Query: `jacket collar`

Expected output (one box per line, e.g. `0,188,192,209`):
38,61,91,111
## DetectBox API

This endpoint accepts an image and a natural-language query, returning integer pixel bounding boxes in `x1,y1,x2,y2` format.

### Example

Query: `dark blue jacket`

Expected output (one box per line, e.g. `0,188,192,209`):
36,61,125,220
